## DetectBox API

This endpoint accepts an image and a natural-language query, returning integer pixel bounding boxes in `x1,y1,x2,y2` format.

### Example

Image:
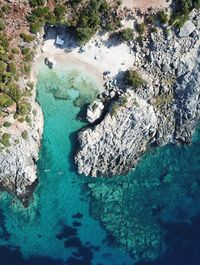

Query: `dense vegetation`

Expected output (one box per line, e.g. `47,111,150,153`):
27,0,121,44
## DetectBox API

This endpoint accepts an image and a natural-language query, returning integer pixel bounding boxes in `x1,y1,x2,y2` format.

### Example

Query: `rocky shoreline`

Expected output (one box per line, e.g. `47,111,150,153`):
75,9,200,177
0,6,199,205
0,33,44,206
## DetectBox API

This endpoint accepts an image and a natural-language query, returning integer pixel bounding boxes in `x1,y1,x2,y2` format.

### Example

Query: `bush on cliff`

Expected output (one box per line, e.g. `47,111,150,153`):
125,70,146,89
29,0,45,7
119,28,133,42
0,93,13,109
0,133,11,147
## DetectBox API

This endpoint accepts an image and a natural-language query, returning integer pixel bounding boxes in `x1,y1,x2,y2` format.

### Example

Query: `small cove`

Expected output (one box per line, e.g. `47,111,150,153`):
0,62,134,265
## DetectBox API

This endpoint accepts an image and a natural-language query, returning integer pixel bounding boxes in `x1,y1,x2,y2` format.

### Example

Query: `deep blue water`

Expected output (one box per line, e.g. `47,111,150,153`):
0,62,200,265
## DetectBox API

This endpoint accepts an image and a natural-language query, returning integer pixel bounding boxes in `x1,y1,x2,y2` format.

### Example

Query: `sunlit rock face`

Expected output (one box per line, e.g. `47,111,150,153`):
76,90,158,176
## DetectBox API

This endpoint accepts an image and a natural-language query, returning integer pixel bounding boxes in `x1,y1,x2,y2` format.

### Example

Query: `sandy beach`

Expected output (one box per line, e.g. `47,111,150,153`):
32,27,135,91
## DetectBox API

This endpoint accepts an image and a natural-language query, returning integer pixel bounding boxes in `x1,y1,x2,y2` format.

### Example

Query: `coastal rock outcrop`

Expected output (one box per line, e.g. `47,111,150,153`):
76,91,158,176
76,9,200,177
174,50,200,143
86,100,104,123
0,101,43,205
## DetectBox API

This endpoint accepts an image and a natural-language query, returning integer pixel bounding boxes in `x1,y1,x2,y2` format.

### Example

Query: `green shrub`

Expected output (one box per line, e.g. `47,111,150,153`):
18,117,25,123
30,20,44,33
146,14,156,24
18,101,31,115
7,62,16,75
151,27,158,33
3,121,11,128
21,130,28,140
111,102,120,116
29,0,45,7
20,33,35,43
24,53,32,62
76,27,95,44
75,0,101,44
0,34,9,50
69,0,82,6
54,5,66,18
2,5,12,14
6,83,21,102
157,10,168,24
32,6,49,17
11,47,19,54
125,70,146,88
136,22,145,35
0,20,5,31
0,133,11,147
100,0,109,11
0,93,13,108
0,60,6,73
23,64,31,75
21,47,30,55
44,11,57,24
119,28,133,42
25,115,32,124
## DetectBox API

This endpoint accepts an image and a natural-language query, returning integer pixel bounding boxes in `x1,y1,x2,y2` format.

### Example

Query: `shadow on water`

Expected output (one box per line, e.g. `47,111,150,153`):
68,130,80,174
55,223,102,265
136,214,200,265
0,246,64,265
0,209,10,241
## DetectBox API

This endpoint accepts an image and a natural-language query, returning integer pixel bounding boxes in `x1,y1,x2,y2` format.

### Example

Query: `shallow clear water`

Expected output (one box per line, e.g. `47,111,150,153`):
0,64,134,265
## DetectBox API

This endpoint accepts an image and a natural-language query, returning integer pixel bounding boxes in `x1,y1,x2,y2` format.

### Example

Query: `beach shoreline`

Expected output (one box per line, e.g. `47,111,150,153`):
32,27,135,91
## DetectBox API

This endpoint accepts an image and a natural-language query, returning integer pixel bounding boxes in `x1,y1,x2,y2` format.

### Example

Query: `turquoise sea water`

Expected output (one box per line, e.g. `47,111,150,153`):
0,63,134,265
0,62,200,265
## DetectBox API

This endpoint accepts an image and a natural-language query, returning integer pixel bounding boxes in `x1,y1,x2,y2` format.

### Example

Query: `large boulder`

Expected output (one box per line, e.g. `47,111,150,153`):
86,100,104,123
179,20,196,37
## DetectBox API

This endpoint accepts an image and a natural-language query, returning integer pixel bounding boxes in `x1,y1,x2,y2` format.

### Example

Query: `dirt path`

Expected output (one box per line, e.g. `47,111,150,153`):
116,0,170,12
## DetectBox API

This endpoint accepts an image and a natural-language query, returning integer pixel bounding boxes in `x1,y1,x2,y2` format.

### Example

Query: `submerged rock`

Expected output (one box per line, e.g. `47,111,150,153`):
88,128,200,261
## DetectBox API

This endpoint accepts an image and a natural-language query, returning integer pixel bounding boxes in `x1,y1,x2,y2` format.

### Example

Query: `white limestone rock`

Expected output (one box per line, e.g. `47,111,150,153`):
86,101,104,123
76,91,158,176
179,21,196,37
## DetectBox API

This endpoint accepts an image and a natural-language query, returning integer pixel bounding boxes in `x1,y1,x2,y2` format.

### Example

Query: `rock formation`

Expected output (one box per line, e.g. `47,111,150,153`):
76,91,158,176
0,101,43,206
76,9,200,177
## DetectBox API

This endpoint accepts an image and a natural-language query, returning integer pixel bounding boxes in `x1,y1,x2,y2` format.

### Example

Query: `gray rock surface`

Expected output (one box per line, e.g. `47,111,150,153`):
76,91,157,176
179,20,196,37
76,10,200,177
174,50,200,143
86,100,104,123
0,102,43,203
